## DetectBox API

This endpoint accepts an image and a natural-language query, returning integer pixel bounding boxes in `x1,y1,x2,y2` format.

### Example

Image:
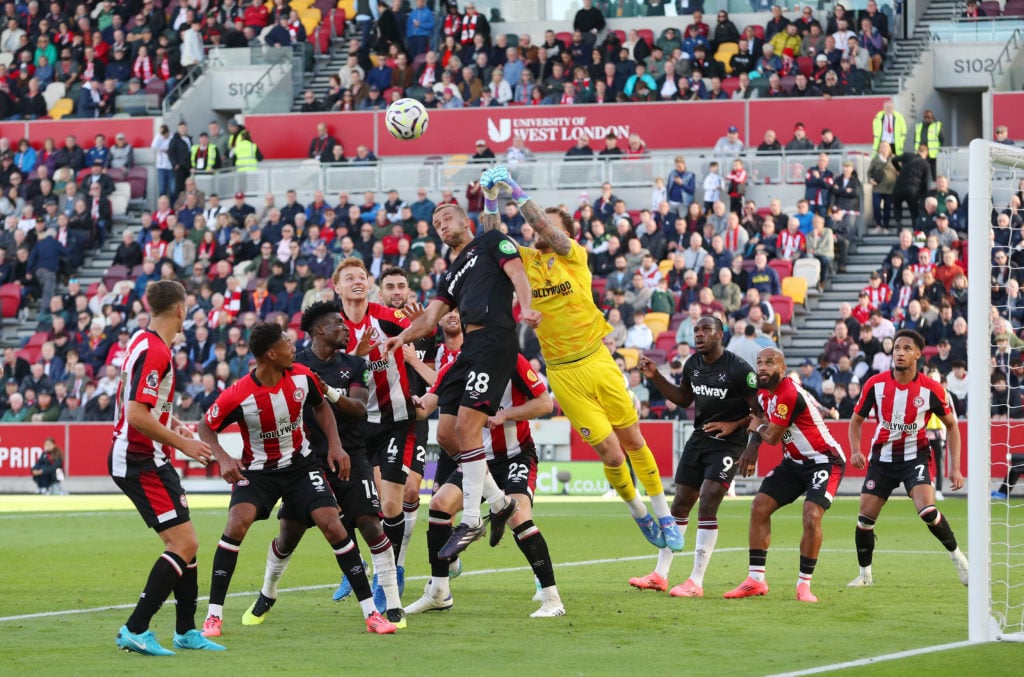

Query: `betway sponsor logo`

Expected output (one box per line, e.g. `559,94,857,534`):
446,254,478,290
532,281,573,298
692,383,729,399
488,116,630,144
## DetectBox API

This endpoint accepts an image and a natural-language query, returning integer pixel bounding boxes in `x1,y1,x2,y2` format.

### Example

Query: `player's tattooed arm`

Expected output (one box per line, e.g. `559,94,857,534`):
638,355,693,407
520,199,572,256
479,209,502,232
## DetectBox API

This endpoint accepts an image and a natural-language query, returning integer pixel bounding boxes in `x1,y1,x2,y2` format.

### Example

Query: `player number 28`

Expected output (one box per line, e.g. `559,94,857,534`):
465,371,490,394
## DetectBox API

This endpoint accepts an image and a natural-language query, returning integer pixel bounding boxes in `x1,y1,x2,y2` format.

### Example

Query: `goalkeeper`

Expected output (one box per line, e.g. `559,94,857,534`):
477,166,684,560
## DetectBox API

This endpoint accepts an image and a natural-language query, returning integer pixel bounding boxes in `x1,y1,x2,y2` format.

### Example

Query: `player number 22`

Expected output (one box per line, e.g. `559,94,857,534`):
466,371,490,394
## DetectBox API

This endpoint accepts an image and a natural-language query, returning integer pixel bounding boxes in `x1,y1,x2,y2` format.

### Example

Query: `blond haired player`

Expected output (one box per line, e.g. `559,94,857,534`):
478,166,684,557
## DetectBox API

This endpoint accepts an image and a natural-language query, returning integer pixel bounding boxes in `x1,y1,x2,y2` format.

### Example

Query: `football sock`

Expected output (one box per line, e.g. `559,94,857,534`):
513,520,556,588
481,472,508,513
626,445,666,500
332,538,372,603
919,506,959,551
261,538,293,600
855,515,876,567
126,551,185,634
603,462,644,517
748,548,768,583
427,509,453,578
689,520,719,586
654,547,675,578
381,514,405,563
459,449,488,525
209,534,242,609
173,557,199,635
367,533,400,610
397,500,420,568
798,555,817,589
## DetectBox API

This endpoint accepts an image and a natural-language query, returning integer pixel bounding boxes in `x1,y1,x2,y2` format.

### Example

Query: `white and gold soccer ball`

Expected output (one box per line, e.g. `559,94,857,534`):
384,97,429,140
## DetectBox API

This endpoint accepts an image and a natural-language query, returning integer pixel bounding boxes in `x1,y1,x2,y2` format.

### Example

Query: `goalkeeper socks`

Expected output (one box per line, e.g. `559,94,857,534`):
459,449,487,525
397,500,420,569
603,462,645,517
689,520,719,586
381,513,405,562
261,538,293,599
654,547,675,578
173,557,199,635
626,445,665,500
748,548,768,582
855,515,876,567
332,538,372,603
126,551,186,634
427,510,453,578
367,533,400,610
209,534,242,608
513,521,556,588
798,555,817,589
920,506,959,551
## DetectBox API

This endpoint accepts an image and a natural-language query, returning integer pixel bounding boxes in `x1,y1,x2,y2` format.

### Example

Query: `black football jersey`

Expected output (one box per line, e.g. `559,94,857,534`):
681,350,757,449
295,348,370,456
436,229,521,331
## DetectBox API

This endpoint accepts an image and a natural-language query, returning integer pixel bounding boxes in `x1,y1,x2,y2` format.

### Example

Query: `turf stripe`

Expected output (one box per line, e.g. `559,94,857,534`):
767,640,977,676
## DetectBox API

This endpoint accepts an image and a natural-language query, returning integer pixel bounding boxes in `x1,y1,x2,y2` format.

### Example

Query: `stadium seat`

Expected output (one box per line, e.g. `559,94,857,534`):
555,31,572,46
796,56,812,77
922,345,939,362
0,51,11,67
337,0,355,13
592,276,607,297
612,29,626,44
43,82,65,111
0,282,20,318
18,347,40,364
792,257,821,291
769,295,794,326
669,312,685,330
781,275,808,308
48,97,73,119
618,347,640,370
658,259,673,275
332,8,346,38
383,86,404,101
745,25,765,40
644,311,670,336
655,330,677,353
26,332,47,348
980,0,1002,14
643,348,667,365
637,29,655,48
103,265,129,290
291,0,315,8
86,282,100,297
299,8,322,35
714,42,738,74
314,25,330,54
769,258,793,280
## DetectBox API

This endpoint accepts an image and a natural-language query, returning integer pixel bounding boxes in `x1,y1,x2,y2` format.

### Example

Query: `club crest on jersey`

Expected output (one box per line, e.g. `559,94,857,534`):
580,427,591,438
498,239,517,255
913,396,925,407
208,404,219,421
865,479,876,490
236,478,250,487
547,257,555,269
146,370,159,389
180,494,188,508
776,403,789,417
526,369,539,383
746,372,756,389
293,388,306,402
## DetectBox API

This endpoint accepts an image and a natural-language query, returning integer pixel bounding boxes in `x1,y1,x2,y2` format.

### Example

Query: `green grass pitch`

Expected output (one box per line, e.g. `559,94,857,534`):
0,494,1019,675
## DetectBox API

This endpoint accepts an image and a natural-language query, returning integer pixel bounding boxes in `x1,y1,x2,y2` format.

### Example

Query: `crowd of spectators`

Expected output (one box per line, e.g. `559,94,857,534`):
300,1,889,113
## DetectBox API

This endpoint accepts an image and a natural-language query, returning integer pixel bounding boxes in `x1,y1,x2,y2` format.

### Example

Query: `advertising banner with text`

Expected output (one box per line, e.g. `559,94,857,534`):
244,96,887,161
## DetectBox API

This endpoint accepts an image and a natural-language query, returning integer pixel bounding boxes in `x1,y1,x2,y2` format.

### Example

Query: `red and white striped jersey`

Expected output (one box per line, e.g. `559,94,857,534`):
430,354,546,460
204,363,324,471
759,377,844,465
342,303,412,424
435,344,461,372
777,231,806,260
109,330,176,478
855,370,953,463
860,283,891,309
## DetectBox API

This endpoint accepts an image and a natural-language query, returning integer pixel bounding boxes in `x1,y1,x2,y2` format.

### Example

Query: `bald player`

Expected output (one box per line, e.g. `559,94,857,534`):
726,347,846,603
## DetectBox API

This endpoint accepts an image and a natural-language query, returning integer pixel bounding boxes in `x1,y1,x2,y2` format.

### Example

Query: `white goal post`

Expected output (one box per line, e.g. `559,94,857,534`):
966,139,1024,643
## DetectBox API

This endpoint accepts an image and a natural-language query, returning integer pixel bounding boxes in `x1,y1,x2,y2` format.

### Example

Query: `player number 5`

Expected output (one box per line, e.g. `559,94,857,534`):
308,471,325,488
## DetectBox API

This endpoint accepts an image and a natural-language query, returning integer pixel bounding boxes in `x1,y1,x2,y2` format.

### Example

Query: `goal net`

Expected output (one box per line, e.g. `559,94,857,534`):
967,139,1024,643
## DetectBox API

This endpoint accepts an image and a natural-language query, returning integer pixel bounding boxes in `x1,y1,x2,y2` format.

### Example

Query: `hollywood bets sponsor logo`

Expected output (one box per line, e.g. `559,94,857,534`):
487,116,630,144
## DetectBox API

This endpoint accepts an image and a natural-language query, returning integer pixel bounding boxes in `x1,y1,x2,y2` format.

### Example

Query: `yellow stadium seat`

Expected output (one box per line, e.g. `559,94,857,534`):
337,0,355,13
643,312,670,337
781,275,808,307
619,347,640,370
48,97,74,120
290,0,314,9
714,42,739,74
299,8,321,35
658,259,673,275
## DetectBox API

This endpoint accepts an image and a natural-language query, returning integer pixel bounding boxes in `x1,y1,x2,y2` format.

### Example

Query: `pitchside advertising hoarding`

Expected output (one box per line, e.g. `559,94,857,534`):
0,421,1016,483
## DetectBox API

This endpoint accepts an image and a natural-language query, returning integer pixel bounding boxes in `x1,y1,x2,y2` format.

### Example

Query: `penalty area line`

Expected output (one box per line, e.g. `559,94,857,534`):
767,640,977,677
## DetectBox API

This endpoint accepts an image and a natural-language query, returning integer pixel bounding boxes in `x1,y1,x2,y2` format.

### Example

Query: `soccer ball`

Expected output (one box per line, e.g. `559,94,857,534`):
385,98,429,140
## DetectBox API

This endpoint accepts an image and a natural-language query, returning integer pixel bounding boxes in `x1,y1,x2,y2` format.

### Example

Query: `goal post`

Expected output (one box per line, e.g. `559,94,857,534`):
966,139,1024,643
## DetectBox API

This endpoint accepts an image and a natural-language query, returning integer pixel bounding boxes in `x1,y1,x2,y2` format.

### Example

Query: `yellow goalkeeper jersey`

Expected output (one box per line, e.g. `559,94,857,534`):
519,241,613,366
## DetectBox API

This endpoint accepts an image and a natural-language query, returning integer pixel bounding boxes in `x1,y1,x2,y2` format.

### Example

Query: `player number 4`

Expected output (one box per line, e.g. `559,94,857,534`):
466,371,490,394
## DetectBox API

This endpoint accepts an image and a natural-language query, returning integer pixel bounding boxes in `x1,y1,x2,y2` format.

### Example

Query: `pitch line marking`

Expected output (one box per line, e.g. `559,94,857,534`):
767,640,977,676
